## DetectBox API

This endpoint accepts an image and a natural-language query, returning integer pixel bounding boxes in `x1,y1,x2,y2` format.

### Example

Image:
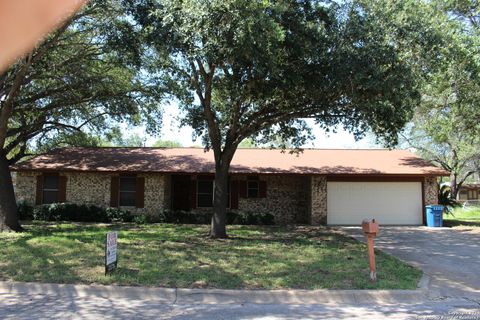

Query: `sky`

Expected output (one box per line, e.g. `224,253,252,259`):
130,103,381,149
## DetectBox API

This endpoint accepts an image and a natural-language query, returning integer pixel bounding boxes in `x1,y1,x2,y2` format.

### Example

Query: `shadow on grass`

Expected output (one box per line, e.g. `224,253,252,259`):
443,219,480,227
0,234,83,284
0,223,421,289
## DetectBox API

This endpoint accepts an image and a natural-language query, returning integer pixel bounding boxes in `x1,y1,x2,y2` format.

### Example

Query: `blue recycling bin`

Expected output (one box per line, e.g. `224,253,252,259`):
426,205,444,227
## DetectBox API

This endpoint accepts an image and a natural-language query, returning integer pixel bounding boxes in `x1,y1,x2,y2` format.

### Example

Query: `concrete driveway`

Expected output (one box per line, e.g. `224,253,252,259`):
341,226,480,300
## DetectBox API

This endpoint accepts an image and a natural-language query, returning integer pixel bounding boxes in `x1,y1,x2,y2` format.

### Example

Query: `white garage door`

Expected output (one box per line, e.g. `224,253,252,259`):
327,182,423,225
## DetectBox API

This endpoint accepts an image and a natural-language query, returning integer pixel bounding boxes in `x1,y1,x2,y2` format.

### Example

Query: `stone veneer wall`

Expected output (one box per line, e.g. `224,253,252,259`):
424,176,438,205
310,176,327,225
66,172,110,207
14,171,168,217
141,173,167,216
14,171,39,204
235,175,310,225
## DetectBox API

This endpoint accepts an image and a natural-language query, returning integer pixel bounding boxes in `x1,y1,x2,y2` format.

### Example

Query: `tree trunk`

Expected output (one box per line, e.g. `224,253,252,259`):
449,172,458,200
0,151,22,232
210,161,230,238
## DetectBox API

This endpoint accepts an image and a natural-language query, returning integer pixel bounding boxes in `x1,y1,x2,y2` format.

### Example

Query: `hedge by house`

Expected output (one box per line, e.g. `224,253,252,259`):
17,202,134,223
17,202,274,225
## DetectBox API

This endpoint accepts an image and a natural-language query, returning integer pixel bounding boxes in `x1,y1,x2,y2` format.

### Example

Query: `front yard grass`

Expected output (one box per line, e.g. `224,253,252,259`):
0,222,421,289
444,207,480,227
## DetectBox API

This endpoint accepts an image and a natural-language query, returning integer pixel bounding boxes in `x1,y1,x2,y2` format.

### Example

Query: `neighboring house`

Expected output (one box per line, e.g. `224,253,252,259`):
10,147,448,225
458,184,480,202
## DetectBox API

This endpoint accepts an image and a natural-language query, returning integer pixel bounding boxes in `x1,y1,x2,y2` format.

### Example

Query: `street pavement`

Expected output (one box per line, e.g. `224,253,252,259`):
0,291,479,319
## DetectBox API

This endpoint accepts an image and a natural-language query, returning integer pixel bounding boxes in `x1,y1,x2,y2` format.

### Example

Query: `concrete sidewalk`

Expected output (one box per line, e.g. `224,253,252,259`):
0,278,430,305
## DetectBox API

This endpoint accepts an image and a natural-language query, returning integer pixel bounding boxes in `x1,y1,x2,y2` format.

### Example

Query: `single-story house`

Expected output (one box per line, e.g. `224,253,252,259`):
11,147,449,225
458,183,480,202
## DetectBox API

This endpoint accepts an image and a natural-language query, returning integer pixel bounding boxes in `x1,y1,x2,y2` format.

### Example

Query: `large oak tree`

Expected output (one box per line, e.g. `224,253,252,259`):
400,0,480,198
127,0,423,238
0,0,162,232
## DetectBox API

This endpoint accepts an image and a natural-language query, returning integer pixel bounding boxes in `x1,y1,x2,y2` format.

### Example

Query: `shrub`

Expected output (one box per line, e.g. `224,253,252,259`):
105,207,134,222
145,212,166,223
19,203,275,225
438,185,460,214
17,201,34,220
228,211,275,225
162,209,209,224
28,203,133,223
133,214,148,224
158,209,275,225
32,203,108,222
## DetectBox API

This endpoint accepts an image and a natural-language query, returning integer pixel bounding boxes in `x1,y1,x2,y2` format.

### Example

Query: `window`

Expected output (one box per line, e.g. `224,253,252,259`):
468,190,478,200
119,176,137,207
195,178,232,208
197,180,214,207
247,180,259,198
42,175,59,204
459,190,468,201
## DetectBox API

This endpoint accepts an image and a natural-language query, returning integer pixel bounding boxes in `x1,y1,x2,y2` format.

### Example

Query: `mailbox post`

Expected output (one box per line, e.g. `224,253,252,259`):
362,219,379,282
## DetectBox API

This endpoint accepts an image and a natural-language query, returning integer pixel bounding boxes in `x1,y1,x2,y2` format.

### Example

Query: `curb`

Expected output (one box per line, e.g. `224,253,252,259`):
0,281,428,305
0,281,176,303
417,274,431,291
175,288,425,305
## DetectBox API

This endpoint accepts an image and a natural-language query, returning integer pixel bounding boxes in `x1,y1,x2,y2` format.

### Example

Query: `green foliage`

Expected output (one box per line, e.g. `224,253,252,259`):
238,138,255,148
1,0,165,231
16,201,34,220
438,185,460,214
151,140,182,148
133,214,148,224
161,210,207,224
126,0,427,236
397,0,480,196
1,0,163,163
439,0,480,32
17,203,275,226
105,207,135,223
111,133,146,147
228,211,275,226
126,0,421,149
34,132,113,154
443,207,480,227
17,203,134,223
148,209,275,225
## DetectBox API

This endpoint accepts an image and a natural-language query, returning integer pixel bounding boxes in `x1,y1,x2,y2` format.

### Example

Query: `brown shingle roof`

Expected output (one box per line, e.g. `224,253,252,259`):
12,148,448,175
460,184,480,190
10,147,448,176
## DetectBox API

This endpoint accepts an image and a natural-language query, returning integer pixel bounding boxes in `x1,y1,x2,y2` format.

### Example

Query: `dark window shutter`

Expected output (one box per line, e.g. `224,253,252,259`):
110,176,119,207
238,180,247,198
35,175,43,205
190,179,197,209
58,176,67,203
136,177,145,208
230,181,239,209
259,181,267,198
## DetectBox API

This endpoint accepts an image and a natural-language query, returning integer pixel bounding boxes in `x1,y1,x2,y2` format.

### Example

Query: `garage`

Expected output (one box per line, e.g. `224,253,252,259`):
327,181,423,225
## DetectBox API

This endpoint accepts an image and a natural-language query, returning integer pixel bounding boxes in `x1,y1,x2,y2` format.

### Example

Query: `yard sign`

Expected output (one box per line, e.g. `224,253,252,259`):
105,231,118,275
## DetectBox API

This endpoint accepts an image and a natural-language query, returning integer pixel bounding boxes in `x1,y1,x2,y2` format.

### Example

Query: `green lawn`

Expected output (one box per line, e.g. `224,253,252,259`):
444,207,480,227
0,222,421,290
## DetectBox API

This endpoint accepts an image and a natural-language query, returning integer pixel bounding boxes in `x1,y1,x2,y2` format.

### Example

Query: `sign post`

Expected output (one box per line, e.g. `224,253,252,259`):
105,231,118,275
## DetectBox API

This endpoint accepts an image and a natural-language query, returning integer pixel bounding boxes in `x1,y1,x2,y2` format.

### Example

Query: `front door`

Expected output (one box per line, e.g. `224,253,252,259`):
171,175,192,211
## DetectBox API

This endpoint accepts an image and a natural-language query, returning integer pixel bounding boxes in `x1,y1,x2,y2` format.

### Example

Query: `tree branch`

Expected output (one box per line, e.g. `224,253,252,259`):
0,53,34,148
